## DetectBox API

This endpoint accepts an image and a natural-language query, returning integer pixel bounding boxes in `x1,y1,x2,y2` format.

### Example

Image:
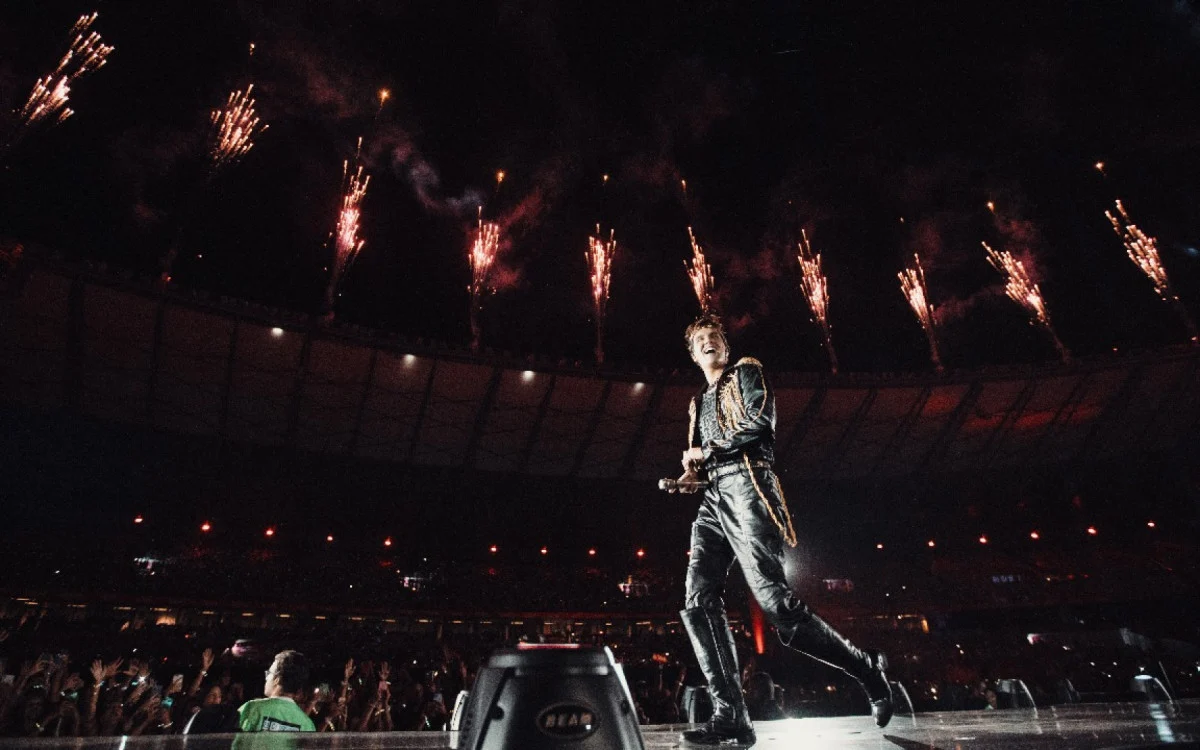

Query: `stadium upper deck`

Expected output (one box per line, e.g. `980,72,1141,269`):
2,263,1197,483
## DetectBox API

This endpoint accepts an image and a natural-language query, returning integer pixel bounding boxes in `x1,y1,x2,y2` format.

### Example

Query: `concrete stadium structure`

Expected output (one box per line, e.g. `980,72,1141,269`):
2,263,1197,482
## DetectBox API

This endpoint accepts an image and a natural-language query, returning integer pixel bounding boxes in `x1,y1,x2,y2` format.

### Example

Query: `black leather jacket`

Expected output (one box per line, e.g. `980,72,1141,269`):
687,357,776,468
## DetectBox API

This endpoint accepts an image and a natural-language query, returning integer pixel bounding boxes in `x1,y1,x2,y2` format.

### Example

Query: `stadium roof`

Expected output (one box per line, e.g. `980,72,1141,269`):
2,264,1198,483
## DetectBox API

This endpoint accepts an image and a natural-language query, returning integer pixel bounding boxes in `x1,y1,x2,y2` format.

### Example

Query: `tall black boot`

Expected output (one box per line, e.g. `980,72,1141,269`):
778,606,894,727
680,608,756,747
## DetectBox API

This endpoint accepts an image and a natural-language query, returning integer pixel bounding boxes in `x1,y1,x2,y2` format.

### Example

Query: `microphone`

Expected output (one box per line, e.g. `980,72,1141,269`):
658,477,710,493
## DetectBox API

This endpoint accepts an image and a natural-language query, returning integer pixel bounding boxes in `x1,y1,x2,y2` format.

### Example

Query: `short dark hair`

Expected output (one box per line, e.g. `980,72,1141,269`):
272,651,309,696
684,314,726,353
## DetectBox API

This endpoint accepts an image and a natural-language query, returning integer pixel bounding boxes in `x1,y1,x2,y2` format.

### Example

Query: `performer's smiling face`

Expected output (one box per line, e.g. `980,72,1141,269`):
690,325,729,370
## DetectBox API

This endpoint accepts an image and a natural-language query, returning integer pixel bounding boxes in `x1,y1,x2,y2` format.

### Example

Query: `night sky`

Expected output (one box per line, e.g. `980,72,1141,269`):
3,1,1200,373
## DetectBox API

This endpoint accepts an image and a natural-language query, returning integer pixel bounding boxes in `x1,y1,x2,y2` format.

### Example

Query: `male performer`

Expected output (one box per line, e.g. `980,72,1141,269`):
674,314,892,746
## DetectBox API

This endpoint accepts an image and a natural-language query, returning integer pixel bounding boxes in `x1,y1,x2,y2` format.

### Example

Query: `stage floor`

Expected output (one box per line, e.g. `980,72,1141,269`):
0,701,1196,749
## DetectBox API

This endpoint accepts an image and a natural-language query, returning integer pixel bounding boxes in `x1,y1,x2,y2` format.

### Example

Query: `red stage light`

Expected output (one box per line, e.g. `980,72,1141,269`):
636,549,645,558
749,601,765,655
1146,521,1156,529
200,522,212,532
326,535,334,542
876,543,884,550
540,547,548,555
133,515,144,524
489,545,498,553
265,527,275,537
1086,526,1097,536
383,537,393,547
1030,531,1040,540
588,548,597,556
927,540,936,548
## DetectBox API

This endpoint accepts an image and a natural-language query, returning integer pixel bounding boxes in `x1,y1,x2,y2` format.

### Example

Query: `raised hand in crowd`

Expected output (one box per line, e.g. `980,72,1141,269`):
126,694,160,736
60,673,84,696
322,699,347,732
188,648,214,697
338,658,355,708
15,657,49,694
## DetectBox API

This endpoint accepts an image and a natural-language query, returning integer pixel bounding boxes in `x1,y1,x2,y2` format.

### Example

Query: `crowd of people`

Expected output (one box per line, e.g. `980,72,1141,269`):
0,600,1195,737
0,623,479,737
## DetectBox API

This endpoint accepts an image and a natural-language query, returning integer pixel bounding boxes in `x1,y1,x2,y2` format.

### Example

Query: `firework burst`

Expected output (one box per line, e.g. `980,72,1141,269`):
208,85,267,172
984,242,1070,362
12,13,113,143
1106,200,1197,342
797,230,838,373
685,227,715,314
468,208,502,349
586,225,617,363
324,140,370,314
898,253,944,371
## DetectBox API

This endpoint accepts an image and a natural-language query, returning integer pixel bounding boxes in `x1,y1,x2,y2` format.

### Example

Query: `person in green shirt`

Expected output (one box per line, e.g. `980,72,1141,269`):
237,651,316,732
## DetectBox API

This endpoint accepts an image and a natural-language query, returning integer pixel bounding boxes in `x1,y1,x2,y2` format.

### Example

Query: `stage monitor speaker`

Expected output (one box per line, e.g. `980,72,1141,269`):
454,644,645,750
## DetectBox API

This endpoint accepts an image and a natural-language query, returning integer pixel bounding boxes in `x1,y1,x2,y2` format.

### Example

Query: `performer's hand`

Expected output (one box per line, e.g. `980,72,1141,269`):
675,470,702,494
681,447,705,470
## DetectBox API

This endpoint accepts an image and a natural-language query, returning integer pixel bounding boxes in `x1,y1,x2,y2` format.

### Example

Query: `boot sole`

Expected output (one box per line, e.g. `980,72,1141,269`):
680,737,757,748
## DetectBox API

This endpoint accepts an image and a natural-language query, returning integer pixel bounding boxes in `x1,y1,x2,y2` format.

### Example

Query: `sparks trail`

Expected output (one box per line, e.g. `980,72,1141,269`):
984,242,1070,363
324,138,370,317
797,230,838,374
208,85,268,172
160,41,267,288
899,253,944,372
468,208,501,350
685,227,715,315
466,171,508,350
587,225,617,364
1106,200,1198,343
6,12,113,154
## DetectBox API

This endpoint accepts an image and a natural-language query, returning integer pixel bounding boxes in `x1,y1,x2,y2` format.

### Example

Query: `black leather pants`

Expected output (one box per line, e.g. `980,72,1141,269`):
683,461,893,728
685,461,795,618
684,462,874,681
